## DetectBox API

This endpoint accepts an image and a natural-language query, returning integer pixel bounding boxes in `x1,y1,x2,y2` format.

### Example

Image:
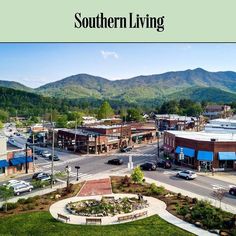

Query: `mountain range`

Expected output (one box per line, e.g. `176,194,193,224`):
2,68,236,105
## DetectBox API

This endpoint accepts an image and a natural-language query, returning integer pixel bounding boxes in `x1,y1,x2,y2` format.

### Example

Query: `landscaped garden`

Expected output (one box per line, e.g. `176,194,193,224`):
111,174,236,236
66,196,149,217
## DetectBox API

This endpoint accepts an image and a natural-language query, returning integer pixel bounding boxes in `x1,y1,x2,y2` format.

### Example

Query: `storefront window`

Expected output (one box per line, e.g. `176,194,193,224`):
0,167,5,174
16,164,23,171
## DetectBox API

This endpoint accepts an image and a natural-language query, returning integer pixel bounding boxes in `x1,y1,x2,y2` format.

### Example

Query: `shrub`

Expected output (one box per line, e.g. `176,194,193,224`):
192,198,198,204
1,202,18,211
26,203,35,210
17,198,27,204
177,204,190,216
131,167,144,184
177,193,182,199
150,183,165,195
122,175,131,186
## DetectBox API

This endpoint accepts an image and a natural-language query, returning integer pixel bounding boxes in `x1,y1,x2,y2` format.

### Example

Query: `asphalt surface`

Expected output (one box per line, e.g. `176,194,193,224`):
1,125,236,207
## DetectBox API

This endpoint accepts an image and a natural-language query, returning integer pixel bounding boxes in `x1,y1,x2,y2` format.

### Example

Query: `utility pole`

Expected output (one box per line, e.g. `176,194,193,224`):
32,133,35,172
51,125,55,188
25,143,28,174
74,118,77,152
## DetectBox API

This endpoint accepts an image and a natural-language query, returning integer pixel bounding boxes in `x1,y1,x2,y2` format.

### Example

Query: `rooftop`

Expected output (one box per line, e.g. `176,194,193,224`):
166,130,236,142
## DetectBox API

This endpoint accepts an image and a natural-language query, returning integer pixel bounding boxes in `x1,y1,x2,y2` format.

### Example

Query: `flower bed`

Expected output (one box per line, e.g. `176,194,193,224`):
66,196,149,217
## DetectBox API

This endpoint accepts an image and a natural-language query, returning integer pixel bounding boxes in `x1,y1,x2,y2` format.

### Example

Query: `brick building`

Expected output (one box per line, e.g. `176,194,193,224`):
0,136,33,178
55,123,157,154
164,131,236,171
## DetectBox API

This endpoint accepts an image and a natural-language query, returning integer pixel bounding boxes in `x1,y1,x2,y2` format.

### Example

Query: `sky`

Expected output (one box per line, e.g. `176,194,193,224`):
0,43,236,88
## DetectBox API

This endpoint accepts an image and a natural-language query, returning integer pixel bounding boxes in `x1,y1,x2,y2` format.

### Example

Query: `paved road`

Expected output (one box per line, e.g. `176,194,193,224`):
1,127,236,207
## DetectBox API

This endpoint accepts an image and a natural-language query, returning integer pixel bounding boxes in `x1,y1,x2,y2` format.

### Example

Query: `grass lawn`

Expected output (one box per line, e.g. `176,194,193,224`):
0,212,194,236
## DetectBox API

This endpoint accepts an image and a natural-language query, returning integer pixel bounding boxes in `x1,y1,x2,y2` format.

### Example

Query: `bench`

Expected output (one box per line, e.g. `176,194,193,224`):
86,218,102,225
133,211,148,219
118,214,134,222
118,211,148,222
57,213,70,223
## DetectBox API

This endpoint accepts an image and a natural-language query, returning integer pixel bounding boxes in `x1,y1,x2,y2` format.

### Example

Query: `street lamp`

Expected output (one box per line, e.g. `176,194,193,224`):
65,165,71,191
75,165,80,181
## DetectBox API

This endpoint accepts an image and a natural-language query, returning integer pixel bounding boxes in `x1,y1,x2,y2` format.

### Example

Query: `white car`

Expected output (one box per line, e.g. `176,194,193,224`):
176,170,197,180
11,183,34,196
42,151,51,158
4,180,31,188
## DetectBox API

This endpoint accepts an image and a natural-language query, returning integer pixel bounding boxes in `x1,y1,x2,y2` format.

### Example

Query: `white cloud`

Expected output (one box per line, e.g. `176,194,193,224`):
100,50,119,59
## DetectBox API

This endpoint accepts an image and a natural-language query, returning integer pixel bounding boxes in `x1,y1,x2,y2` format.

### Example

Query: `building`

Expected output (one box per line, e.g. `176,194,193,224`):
203,105,232,119
164,130,236,171
55,123,157,154
29,124,48,133
155,114,203,131
205,118,236,133
0,136,33,178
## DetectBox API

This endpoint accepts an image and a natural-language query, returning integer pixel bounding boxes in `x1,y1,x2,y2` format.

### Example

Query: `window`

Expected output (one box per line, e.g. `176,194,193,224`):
16,164,23,171
0,167,5,174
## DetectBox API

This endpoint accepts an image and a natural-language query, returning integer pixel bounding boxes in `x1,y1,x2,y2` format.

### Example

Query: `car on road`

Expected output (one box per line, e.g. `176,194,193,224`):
107,158,123,165
176,170,197,180
48,154,60,161
157,160,172,169
10,183,34,196
229,186,236,196
120,146,132,152
32,172,56,184
4,179,31,188
35,149,43,155
42,150,51,158
140,162,157,171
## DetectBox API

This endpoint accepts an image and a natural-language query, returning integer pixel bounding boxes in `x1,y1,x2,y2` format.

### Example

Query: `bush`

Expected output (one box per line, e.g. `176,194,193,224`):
122,175,131,186
26,203,35,210
32,180,49,189
1,202,18,211
131,167,144,184
150,183,165,195
177,204,190,216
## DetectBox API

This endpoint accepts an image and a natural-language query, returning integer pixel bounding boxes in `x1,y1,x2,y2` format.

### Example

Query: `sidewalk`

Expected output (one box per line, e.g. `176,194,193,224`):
198,171,236,186
49,193,214,236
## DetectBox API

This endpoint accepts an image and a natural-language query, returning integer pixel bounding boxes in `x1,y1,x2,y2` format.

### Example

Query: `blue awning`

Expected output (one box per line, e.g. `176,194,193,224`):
197,151,213,162
175,146,195,157
218,152,236,161
0,160,9,168
10,157,33,166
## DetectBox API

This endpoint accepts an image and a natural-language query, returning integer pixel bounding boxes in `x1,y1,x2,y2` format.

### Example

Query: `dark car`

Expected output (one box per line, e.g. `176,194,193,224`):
107,158,123,165
35,149,42,155
120,146,132,153
48,154,60,161
32,172,55,184
140,162,157,171
157,160,172,169
229,187,236,196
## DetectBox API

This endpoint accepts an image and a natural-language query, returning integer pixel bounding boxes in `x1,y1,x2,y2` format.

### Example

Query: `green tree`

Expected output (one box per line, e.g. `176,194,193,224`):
120,107,128,122
67,111,83,125
0,186,14,212
131,166,144,183
127,108,143,122
56,115,68,128
0,110,9,122
185,103,203,117
97,101,114,119
159,100,179,114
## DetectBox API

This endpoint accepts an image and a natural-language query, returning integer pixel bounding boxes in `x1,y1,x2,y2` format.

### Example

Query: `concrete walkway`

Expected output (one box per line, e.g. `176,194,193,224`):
49,193,214,236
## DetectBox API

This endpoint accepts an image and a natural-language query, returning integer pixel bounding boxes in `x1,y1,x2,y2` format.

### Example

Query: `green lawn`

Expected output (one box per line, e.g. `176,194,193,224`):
0,212,194,236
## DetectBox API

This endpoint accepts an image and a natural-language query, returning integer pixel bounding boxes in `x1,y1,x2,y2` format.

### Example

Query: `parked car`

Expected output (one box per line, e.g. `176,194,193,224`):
35,149,43,155
10,183,34,196
157,160,172,169
107,158,123,165
176,170,197,180
140,162,157,171
48,154,60,161
229,187,236,196
120,146,132,153
42,150,51,158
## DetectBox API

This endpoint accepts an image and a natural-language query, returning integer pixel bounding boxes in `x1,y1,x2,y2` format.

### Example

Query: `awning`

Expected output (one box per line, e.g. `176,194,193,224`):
218,152,236,161
197,151,213,162
0,160,9,168
10,157,33,166
175,146,195,157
